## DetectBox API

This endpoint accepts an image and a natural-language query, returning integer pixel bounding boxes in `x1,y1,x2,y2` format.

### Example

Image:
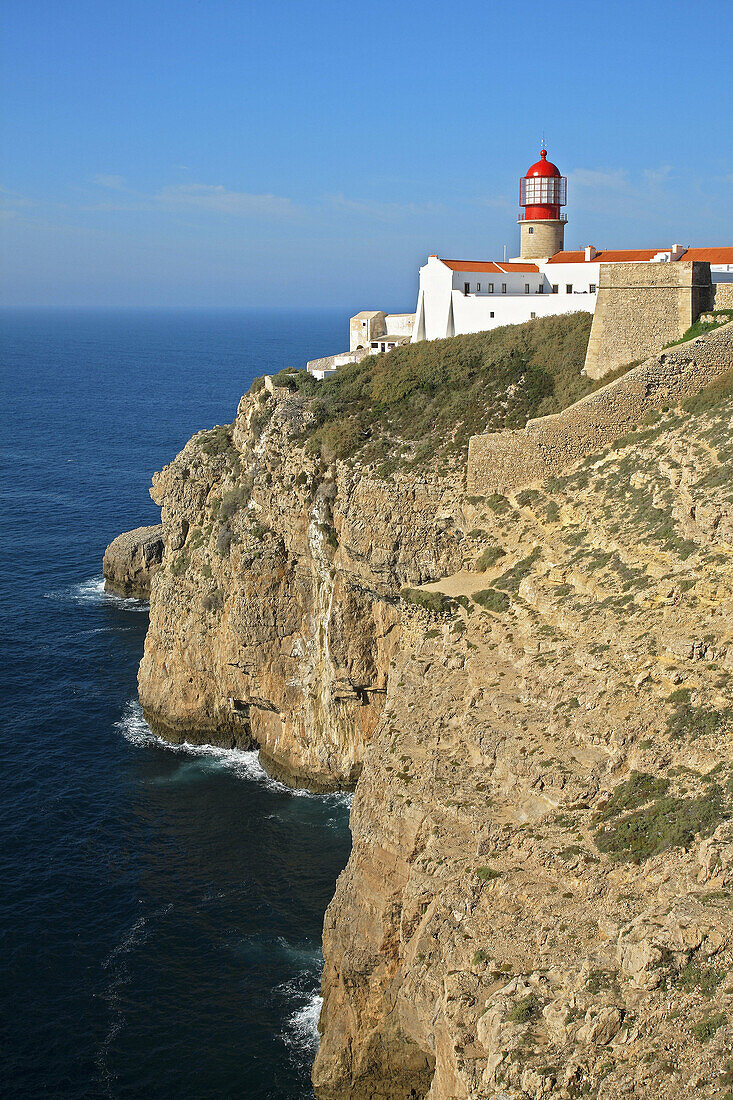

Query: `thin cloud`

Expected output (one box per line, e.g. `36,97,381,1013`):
155,183,298,218
643,165,672,187
326,193,443,222
93,174,127,190
569,168,630,191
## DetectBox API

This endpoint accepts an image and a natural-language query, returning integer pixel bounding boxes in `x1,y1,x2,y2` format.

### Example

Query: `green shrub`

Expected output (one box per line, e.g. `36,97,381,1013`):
507,994,540,1024
674,959,726,997
475,544,505,571
216,524,234,557
400,588,456,615
594,787,729,863
595,772,670,822
202,589,223,614
199,425,234,457
494,547,542,593
667,704,731,741
221,481,252,519
486,493,511,514
473,589,510,613
169,550,189,577
476,866,502,881
691,1012,727,1041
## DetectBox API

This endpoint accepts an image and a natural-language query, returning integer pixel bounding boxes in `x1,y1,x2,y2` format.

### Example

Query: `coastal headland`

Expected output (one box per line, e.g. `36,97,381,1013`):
108,310,733,1098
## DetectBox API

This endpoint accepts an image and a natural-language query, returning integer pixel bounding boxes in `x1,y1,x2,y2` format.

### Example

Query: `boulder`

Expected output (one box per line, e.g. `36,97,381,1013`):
103,524,164,597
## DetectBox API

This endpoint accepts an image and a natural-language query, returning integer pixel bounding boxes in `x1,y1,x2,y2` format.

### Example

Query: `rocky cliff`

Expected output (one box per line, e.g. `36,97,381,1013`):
137,379,462,789
124,317,733,1097
314,379,733,1099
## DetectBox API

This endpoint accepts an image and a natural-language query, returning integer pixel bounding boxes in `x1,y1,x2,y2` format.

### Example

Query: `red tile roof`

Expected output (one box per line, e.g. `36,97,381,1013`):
440,259,539,273
546,247,733,265
679,248,733,264
546,249,662,264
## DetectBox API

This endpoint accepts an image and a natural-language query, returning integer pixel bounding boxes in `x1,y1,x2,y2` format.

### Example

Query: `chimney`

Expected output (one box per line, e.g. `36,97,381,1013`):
584,245,597,261
670,243,686,260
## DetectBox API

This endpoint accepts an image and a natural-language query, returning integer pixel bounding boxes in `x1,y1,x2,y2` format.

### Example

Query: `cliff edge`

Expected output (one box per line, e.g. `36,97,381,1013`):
120,313,733,1097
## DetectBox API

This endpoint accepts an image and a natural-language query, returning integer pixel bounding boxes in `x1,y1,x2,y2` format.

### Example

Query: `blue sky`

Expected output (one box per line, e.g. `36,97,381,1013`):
2,0,732,309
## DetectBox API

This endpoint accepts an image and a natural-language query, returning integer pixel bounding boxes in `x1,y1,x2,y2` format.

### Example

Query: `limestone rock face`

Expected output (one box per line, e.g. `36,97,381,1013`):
314,398,733,1098
103,524,164,596
137,384,463,789
128,364,733,1096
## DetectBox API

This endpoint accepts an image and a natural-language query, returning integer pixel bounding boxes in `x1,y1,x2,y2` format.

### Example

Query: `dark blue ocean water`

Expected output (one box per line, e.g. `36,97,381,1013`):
0,309,352,1098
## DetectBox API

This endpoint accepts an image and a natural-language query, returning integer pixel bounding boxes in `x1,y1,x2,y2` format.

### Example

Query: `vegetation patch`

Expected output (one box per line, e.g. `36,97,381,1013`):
594,782,730,864
202,588,223,614
169,551,189,577
221,481,252,519
267,313,593,465
475,544,505,571
400,588,456,615
682,368,733,415
667,703,731,741
198,425,234,458
674,958,727,998
595,772,670,821
666,312,733,349
691,1012,727,1042
476,866,502,881
507,994,541,1024
473,588,511,613
493,547,542,593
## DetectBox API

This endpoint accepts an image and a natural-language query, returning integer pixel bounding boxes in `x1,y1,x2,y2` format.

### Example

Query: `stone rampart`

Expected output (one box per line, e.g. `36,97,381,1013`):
467,320,733,496
584,261,714,380
714,283,733,309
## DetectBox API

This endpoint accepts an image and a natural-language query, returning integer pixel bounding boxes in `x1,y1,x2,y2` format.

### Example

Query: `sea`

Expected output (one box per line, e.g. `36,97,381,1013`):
0,309,353,1099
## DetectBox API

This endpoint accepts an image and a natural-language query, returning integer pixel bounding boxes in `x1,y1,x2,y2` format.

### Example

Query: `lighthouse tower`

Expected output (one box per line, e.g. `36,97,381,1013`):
518,147,567,260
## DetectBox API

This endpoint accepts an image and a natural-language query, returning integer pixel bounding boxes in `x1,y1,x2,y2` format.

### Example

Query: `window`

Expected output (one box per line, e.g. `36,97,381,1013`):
525,284,530,294
502,283,507,294
476,283,481,292
566,284,573,294
490,311,494,318
464,282,470,295
538,284,544,294
371,342,378,348
528,226,534,235
589,283,596,293
531,312,536,319
488,282,494,293
552,284,558,294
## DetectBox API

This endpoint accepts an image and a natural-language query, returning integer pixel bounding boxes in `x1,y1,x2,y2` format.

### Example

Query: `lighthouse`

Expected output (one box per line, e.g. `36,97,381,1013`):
518,147,567,260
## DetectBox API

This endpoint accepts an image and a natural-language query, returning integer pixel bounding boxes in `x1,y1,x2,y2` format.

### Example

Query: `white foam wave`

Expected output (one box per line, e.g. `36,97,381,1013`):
116,701,353,806
46,576,149,611
283,992,322,1057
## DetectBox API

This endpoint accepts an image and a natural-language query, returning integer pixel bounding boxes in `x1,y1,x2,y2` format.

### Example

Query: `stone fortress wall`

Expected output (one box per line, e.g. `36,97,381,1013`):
467,319,733,497
714,282,733,309
584,261,715,380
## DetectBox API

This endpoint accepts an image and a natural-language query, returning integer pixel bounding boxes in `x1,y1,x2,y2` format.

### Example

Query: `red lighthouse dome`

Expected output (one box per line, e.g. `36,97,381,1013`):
519,147,567,221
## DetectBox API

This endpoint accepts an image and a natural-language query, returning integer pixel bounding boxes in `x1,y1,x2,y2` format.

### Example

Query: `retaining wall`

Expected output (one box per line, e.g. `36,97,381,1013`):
467,321,733,497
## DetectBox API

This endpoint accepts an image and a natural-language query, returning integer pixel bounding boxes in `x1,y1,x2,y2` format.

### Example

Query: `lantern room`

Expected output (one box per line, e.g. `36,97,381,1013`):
519,148,567,221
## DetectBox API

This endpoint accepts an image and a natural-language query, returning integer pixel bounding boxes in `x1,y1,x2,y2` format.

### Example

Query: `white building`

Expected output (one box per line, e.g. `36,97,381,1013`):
307,147,733,374
412,244,733,343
